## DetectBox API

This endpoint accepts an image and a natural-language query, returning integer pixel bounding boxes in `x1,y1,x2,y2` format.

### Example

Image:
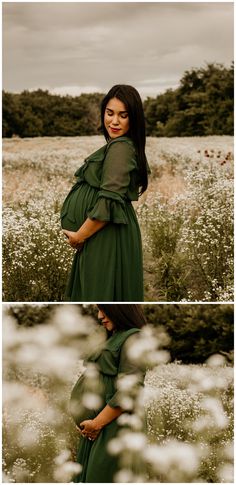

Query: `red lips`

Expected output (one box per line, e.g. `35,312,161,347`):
110,127,120,132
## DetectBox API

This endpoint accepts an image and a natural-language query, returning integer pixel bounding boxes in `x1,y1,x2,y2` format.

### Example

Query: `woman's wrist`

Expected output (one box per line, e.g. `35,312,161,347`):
75,230,85,244
92,417,103,431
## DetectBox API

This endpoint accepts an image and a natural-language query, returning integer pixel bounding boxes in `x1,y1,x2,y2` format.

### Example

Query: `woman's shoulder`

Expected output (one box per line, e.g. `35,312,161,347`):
107,328,140,351
105,137,137,169
120,329,141,350
108,135,133,144
107,136,135,150
85,137,135,164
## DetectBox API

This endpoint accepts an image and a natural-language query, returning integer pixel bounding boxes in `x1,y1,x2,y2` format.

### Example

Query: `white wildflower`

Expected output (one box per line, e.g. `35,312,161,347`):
217,463,234,483
54,449,72,466
82,392,102,410
53,461,82,482
201,397,228,428
206,353,227,367
117,374,139,391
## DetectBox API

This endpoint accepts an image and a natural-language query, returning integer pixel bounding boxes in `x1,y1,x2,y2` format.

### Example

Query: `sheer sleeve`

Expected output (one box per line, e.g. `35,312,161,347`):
107,334,145,409
87,140,137,224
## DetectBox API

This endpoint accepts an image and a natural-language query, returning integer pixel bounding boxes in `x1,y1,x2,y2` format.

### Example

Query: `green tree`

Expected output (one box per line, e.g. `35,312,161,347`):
2,64,233,137
144,304,233,363
2,90,104,137
143,62,233,136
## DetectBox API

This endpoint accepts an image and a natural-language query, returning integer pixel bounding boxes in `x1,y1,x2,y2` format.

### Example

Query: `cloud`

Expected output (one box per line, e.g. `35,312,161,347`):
50,85,104,96
3,2,233,97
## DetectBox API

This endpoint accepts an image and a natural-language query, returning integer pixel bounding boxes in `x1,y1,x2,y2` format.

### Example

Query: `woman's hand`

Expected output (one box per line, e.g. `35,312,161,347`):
63,219,107,250
77,419,102,441
63,230,84,251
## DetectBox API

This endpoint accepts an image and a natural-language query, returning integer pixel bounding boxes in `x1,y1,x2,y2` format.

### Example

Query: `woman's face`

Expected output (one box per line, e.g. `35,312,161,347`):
98,309,115,332
104,97,130,139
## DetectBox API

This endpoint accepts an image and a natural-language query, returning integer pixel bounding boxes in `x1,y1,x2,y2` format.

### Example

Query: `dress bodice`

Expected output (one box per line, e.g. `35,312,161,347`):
73,136,140,201
61,136,141,230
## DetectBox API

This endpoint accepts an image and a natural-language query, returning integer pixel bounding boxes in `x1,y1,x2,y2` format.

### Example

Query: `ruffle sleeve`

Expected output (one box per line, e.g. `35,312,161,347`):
87,189,128,224
87,139,137,224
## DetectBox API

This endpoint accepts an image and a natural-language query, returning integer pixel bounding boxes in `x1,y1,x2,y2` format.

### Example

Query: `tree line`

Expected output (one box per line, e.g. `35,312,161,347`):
2,62,233,138
8,304,233,364
2,90,104,138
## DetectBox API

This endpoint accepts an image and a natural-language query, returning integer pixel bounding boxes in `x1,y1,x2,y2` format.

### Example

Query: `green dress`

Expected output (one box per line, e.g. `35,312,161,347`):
60,136,143,301
70,328,144,483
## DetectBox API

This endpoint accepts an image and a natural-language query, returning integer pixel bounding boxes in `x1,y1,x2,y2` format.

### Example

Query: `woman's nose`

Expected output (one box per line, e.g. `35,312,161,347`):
111,114,119,125
98,310,103,319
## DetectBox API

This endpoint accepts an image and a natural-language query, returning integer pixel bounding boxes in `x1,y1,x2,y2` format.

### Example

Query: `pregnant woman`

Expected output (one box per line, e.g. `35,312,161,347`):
61,84,149,301
70,304,146,483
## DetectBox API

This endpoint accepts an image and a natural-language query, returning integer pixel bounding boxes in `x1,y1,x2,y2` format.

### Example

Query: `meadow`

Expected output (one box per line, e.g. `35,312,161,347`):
3,305,233,483
2,135,233,301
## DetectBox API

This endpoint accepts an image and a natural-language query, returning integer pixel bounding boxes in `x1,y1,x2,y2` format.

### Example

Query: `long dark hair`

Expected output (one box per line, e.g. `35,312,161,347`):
101,84,148,195
97,304,147,331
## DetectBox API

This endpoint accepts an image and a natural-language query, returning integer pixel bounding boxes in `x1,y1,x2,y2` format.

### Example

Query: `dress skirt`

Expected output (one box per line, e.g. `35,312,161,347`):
70,328,144,483
63,182,143,302
74,421,120,483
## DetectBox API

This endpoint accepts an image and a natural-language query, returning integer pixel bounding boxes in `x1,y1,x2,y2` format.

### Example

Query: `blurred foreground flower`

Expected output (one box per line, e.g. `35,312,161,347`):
143,439,202,482
3,305,233,483
2,305,105,482
53,450,82,482
125,324,170,369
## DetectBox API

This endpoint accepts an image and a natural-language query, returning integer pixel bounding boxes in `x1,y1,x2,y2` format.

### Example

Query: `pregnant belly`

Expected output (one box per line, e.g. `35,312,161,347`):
61,182,99,232
69,372,105,426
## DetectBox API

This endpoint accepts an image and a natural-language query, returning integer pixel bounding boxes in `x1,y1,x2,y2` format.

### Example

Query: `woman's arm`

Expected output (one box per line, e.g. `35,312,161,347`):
78,405,123,440
93,404,123,429
63,218,107,249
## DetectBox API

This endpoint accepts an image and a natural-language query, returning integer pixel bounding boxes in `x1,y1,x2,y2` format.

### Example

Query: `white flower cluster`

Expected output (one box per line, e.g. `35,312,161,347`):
137,139,233,301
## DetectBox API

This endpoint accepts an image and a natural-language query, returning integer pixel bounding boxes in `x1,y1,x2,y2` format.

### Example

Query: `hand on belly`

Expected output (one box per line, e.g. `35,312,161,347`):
63,229,84,251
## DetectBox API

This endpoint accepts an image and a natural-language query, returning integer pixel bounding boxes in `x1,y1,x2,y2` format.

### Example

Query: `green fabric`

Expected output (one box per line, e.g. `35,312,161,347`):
60,136,144,301
70,329,144,483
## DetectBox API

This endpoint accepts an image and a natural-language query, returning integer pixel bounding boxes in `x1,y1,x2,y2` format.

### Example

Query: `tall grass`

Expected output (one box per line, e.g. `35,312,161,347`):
138,158,233,301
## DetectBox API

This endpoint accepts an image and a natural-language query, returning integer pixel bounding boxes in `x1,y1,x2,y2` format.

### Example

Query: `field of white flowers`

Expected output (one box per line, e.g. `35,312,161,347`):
3,305,233,483
2,135,233,301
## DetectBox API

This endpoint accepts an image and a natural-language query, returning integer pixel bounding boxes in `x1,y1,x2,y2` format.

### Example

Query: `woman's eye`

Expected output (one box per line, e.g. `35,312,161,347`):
106,111,128,118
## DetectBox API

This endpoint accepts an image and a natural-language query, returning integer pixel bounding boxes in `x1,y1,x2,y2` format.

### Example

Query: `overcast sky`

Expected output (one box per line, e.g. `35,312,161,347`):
3,2,234,99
